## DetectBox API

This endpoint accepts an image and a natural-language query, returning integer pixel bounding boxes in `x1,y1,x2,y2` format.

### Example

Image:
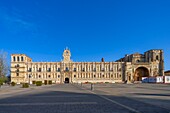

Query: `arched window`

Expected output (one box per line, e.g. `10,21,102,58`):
156,55,159,60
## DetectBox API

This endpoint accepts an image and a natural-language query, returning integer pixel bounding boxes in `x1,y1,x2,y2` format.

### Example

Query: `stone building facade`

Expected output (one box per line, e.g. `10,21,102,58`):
11,49,164,84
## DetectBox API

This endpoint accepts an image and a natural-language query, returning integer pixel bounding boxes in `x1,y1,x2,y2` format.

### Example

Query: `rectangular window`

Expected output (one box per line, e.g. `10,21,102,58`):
93,68,96,72
38,68,41,72
65,67,69,71
74,68,76,72
17,56,20,61
48,68,51,72
28,68,32,72
13,56,16,62
21,56,24,61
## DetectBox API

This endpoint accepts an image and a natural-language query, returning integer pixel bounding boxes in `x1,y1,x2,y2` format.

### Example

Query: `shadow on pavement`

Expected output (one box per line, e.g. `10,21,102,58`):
0,84,169,113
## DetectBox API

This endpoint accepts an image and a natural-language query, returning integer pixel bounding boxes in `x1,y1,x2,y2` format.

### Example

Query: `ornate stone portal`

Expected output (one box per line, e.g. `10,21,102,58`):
10,48,164,84
134,67,149,81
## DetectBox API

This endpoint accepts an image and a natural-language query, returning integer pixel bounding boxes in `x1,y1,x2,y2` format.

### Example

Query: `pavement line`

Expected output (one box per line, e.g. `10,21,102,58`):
0,102,97,106
75,85,141,113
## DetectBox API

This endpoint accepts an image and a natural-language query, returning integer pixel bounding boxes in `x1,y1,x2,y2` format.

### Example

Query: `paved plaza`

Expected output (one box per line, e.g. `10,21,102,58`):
0,83,170,113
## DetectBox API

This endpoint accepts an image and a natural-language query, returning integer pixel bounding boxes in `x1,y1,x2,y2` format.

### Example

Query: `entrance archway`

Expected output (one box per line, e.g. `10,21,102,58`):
134,67,149,81
65,77,69,83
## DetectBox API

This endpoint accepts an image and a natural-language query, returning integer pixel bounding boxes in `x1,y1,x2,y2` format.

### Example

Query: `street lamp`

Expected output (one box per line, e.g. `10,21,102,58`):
29,74,31,85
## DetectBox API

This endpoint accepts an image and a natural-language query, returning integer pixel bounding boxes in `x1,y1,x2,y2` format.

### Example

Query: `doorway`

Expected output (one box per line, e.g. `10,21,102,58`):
65,77,69,83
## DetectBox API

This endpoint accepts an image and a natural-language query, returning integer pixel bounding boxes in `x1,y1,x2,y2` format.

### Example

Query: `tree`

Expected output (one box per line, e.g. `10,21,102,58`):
0,50,9,87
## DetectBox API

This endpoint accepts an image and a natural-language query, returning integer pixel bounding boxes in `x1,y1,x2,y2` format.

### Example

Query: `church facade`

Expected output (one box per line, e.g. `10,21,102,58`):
11,49,164,84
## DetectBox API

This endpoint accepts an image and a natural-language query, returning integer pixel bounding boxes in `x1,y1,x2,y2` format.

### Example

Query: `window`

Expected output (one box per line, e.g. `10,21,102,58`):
82,68,85,72
16,69,19,72
13,56,16,62
156,55,159,60
74,75,76,78
21,56,24,61
94,75,96,78
39,75,41,78
74,68,76,72
16,64,20,67
57,68,60,72
48,68,51,72
48,75,51,78
28,68,32,72
66,67,69,71
101,68,105,72
16,73,19,76
38,68,41,72
17,56,20,61
58,75,60,78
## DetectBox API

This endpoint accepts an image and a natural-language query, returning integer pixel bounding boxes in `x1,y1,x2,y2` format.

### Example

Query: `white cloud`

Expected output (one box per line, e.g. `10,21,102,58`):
0,7,37,34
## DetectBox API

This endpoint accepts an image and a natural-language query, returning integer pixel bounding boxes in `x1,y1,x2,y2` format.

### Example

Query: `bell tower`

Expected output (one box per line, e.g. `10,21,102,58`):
63,47,71,62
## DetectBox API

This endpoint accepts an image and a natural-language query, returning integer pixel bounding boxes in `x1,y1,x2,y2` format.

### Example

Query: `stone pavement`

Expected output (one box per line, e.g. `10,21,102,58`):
0,83,170,113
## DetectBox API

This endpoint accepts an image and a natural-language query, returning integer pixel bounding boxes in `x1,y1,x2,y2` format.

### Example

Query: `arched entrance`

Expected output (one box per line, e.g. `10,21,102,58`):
134,67,149,81
65,77,69,83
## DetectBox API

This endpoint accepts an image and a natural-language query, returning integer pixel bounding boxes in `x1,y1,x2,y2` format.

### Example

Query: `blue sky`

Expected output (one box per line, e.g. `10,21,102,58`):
0,0,170,70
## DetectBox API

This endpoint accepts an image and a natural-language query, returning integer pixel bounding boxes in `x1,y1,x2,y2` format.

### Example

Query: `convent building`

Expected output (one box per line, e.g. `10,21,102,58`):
11,48,164,84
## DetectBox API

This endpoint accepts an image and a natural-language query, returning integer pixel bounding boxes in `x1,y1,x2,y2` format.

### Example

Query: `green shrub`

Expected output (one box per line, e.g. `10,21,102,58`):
105,82,109,84
36,81,42,86
44,80,48,85
11,82,16,86
32,81,36,84
48,80,52,85
0,77,7,85
22,83,29,88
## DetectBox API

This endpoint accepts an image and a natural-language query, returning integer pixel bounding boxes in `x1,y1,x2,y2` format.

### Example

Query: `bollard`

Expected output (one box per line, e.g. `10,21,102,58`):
91,83,94,90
